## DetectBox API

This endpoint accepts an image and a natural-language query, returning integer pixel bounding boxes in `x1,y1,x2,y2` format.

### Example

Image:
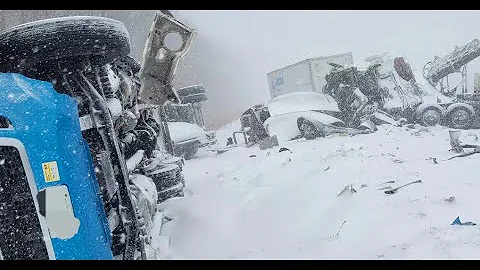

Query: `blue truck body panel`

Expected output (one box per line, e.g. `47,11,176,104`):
0,73,113,259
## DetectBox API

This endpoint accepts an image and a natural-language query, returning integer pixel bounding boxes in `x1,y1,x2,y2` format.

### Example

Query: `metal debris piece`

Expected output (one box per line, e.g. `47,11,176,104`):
444,196,455,203
337,185,356,197
377,180,396,186
384,180,422,194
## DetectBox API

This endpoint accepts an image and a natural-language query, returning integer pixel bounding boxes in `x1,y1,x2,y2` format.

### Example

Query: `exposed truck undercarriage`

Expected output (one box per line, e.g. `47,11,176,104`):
0,11,195,259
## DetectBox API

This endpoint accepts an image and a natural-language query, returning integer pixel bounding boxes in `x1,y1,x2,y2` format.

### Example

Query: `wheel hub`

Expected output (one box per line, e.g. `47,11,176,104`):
301,122,315,137
422,109,440,126
452,109,469,126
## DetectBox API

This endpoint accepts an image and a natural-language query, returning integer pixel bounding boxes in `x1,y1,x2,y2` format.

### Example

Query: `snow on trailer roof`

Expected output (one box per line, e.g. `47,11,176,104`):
267,52,353,75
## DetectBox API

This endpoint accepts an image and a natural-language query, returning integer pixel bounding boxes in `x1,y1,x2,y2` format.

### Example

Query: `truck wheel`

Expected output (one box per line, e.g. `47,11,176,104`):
417,107,443,127
446,107,473,129
297,118,324,140
0,16,130,74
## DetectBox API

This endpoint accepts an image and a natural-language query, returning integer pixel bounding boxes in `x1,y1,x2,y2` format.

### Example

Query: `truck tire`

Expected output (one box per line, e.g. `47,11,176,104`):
446,106,473,129
0,16,130,74
416,106,444,127
297,117,325,140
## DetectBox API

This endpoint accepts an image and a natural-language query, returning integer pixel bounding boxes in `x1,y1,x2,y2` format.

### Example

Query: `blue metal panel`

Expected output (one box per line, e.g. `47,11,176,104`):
0,73,113,260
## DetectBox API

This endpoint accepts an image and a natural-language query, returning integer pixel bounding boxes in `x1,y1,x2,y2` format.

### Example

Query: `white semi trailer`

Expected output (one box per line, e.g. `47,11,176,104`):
267,52,353,99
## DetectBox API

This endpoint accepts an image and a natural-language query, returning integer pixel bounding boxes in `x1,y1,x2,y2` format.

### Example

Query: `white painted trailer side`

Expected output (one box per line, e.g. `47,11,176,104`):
267,52,353,99
267,60,313,99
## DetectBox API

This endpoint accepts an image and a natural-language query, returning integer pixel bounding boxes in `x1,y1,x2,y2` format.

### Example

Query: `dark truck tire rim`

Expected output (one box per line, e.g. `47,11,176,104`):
449,108,471,129
421,108,442,126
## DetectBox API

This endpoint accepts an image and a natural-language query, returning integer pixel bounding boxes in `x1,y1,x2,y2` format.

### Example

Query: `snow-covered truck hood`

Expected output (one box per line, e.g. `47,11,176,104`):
264,111,343,142
167,122,207,144
267,91,340,117
263,92,342,142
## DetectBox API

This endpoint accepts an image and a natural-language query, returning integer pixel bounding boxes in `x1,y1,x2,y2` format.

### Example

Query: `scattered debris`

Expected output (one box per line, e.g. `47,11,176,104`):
279,147,292,153
212,144,241,155
337,185,356,197
449,130,464,153
324,166,331,171
451,216,476,226
249,155,256,158
412,128,429,137
377,180,396,186
334,220,347,239
410,212,427,218
321,220,347,242
393,158,404,163
444,196,455,203
446,130,480,159
384,180,422,194
448,150,480,160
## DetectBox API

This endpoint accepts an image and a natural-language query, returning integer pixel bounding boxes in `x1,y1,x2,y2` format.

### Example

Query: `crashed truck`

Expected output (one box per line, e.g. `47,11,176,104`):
234,53,384,145
236,39,480,145
321,38,480,131
0,11,196,260
164,84,217,159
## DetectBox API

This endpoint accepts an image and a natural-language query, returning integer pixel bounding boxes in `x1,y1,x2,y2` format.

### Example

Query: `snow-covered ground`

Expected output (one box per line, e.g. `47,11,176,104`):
159,122,480,259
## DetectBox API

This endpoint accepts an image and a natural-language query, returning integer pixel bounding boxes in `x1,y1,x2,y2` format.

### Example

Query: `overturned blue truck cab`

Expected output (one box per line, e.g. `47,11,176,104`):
0,12,197,260
0,73,113,259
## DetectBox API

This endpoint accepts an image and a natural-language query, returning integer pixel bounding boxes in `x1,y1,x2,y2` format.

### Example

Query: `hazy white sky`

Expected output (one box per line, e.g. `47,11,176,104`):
180,10,480,68
175,10,480,126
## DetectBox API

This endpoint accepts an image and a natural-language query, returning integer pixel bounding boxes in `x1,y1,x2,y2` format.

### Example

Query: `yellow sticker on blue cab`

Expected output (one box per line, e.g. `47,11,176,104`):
42,161,60,182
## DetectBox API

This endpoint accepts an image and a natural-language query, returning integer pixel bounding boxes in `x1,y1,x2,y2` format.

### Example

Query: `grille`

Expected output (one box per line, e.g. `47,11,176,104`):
0,146,49,260
146,164,182,191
